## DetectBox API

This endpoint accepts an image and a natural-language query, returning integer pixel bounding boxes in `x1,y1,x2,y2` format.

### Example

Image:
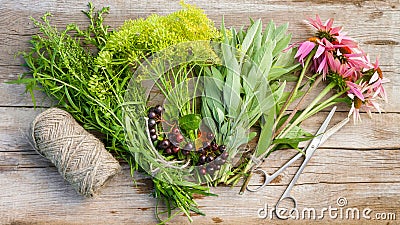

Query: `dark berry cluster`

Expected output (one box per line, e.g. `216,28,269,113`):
147,105,189,156
197,140,229,176
146,105,229,177
147,105,163,142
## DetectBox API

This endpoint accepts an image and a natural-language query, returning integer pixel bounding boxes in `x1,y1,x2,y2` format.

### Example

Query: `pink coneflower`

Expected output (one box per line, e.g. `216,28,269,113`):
347,70,388,123
342,53,370,80
328,57,364,101
294,15,389,123
348,95,363,122
307,15,341,41
307,15,358,47
295,15,363,78
369,57,389,101
295,40,315,65
313,38,336,77
348,83,383,123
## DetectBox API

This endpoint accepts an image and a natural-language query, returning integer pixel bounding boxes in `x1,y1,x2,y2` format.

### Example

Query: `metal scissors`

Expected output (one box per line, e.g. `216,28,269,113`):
247,106,349,208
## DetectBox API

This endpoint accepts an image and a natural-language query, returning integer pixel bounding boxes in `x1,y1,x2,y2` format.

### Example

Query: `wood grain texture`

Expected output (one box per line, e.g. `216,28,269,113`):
0,0,399,224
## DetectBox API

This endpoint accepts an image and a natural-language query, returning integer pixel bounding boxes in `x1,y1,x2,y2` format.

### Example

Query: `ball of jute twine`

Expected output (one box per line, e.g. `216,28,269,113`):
31,108,121,197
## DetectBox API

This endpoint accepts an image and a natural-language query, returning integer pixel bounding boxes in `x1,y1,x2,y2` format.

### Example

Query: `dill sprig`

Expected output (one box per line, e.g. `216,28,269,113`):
14,4,128,156
12,2,220,223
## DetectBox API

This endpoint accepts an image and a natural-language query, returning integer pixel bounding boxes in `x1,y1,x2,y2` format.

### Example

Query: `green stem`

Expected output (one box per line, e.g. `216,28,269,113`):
277,81,336,139
273,52,314,131
273,74,322,138
302,89,347,121
238,79,339,193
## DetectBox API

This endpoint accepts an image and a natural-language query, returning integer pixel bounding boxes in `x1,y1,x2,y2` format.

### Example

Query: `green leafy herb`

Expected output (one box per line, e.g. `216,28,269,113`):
202,19,297,185
179,114,202,131
13,3,221,223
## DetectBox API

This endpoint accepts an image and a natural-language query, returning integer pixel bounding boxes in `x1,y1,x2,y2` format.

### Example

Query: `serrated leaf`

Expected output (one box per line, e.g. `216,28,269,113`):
273,124,314,150
283,124,313,140
179,114,202,131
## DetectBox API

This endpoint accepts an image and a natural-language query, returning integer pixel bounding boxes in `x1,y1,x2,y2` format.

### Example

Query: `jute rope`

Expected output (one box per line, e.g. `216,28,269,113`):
31,108,121,197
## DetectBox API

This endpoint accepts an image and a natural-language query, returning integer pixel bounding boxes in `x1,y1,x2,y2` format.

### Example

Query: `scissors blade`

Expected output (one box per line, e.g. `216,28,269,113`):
303,106,337,154
315,106,337,136
319,117,349,145
278,107,338,201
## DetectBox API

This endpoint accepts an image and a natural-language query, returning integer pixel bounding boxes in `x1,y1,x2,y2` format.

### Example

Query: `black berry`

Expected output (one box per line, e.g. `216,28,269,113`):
211,142,219,151
159,139,171,149
148,119,156,128
184,142,194,151
175,133,184,143
206,155,215,163
199,155,207,164
206,165,215,174
219,145,226,152
197,148,205,155
203,141,211,149
148,111,157,119
150,134,158,142
199,167,207,175
172,146,180,154
182,149,190,156
171,127,180,134
214,164,221,170
221,151,229,160
149,128,157,135
165,148,172,154
215,157,226,165
154,105,163,115
206,132,215,140
149,107,156,113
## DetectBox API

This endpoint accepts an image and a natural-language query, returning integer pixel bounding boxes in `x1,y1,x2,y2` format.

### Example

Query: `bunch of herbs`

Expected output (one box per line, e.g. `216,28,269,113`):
12,3,221,223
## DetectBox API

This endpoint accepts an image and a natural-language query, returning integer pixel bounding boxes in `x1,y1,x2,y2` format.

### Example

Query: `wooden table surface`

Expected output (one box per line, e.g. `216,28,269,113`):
1,0,399,224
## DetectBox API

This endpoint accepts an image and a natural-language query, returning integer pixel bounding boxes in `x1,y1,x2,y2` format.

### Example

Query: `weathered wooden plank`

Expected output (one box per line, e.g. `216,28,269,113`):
0,0,399,65
1,165,400,224
1,0,399,35
0,84,53,107
1,108,399,223
1,1,399,224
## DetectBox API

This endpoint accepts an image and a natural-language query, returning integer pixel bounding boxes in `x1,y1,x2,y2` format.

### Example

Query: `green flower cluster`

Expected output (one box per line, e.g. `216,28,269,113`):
97,2,220,68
